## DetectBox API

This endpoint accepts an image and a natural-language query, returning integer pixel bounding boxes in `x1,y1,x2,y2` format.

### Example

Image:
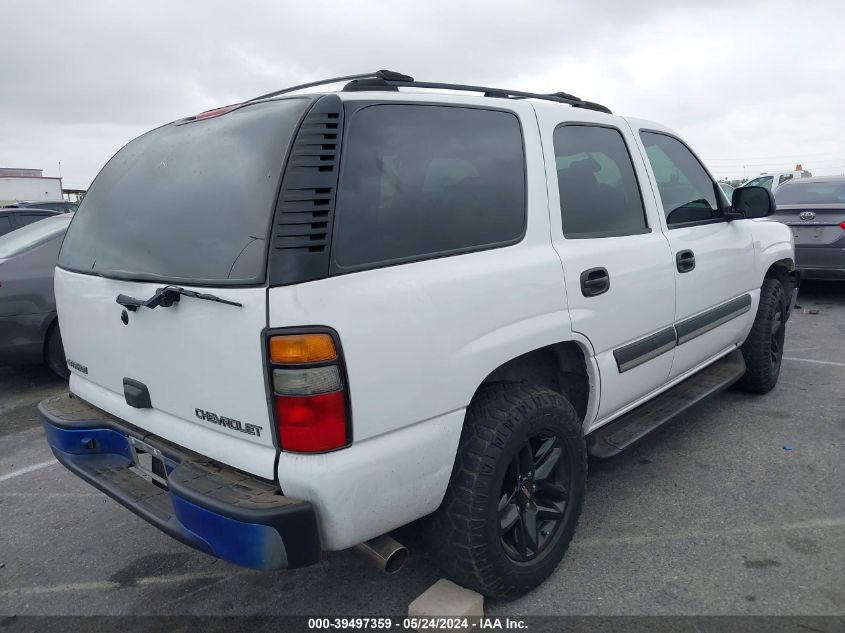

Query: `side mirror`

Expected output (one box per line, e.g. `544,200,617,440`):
731,185,775,219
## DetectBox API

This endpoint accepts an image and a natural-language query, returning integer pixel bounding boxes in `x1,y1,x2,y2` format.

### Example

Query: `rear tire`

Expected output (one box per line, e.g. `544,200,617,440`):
737,278,786,394
45,322,70,380
423,382,587,599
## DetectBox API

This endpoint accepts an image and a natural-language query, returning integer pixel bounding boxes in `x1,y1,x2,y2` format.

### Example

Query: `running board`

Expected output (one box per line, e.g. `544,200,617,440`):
586,350,746,460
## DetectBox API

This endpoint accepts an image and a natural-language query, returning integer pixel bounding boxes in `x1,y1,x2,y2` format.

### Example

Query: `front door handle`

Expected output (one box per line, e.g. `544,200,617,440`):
676,249,696,273
580,267,610,297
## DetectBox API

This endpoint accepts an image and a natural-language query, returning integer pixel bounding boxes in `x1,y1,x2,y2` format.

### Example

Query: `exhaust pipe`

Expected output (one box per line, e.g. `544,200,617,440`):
354,534,409,574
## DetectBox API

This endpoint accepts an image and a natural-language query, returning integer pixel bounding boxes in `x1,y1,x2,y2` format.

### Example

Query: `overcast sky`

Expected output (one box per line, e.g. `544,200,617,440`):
2,0,844,189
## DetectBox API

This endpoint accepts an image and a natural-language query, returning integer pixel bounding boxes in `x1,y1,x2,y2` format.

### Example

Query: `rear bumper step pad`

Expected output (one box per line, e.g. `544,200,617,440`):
39,392,320,570
587,350,746,460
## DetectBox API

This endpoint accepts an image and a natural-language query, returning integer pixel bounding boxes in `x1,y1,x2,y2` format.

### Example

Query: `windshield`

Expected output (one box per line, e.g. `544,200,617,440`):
0,214,71,259
775,181,845,205
745,176,774,191
58,97,311,285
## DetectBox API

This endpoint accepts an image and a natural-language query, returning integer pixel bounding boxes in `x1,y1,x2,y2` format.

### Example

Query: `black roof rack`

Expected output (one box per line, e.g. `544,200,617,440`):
247,70,612,114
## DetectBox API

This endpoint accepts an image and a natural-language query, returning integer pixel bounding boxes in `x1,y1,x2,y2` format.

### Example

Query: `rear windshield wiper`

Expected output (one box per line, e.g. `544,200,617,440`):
116,286,242,312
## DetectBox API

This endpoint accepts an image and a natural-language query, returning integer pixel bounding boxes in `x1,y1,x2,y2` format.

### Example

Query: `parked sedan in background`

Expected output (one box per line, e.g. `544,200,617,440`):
0,213,72,377
0,207,60,237
772,176,845,279
3,200,79,213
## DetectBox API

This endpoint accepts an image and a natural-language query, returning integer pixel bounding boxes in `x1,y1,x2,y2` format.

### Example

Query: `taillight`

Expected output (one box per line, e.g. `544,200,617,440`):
270,334,337,364
268,331,350,453
840,221,845,230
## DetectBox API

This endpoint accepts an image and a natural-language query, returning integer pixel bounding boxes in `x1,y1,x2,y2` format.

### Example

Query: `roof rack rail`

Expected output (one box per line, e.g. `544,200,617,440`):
246,70,413,102
248,70,612,114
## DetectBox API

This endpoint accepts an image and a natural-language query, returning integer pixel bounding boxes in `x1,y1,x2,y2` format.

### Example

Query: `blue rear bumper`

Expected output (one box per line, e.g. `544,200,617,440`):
39,393,321,571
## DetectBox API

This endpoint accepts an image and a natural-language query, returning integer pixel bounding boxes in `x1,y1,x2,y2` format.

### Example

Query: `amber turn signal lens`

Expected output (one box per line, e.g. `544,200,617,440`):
270,334,337,364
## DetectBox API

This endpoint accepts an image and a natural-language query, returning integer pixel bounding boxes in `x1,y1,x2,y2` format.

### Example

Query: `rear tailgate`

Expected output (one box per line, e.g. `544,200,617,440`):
771,204,845,246
56,269,276,478
54,96,314,479
770,204,845,270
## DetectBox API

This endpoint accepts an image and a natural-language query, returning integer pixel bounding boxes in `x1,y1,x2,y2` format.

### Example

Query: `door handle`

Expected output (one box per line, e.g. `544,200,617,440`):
580,267,610,297
676,249,696,273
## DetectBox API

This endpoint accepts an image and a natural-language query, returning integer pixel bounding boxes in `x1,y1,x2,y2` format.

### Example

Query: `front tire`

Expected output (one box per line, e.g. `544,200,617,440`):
737,278,786,394
424,382,587,599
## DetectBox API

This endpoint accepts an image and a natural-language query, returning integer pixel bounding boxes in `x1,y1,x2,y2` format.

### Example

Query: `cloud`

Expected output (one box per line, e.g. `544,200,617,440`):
2,0,844,188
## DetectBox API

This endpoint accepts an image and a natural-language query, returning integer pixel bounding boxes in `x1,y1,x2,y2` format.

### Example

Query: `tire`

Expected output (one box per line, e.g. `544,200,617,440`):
423,382,587,599
45,322,70,380
737,278,786,394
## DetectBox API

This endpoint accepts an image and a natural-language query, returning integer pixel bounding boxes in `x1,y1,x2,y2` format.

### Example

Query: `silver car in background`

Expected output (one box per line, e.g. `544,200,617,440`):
0,213,72,376
771,176,845,280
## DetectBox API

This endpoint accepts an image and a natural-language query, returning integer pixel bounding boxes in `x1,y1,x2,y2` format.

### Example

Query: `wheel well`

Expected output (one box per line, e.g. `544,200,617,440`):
765,258,798,299
766,258,794,280
42,316,59,359
475,342,590,420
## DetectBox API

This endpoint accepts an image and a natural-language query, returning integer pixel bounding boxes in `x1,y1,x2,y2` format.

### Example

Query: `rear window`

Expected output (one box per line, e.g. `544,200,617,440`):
0,215,70,258
775,181,845,205
59,98,311,284
332,104,525,270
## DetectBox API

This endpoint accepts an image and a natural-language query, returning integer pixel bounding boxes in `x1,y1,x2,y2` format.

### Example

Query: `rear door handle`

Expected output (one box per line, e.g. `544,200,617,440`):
580,267,610,297
676,249,696,273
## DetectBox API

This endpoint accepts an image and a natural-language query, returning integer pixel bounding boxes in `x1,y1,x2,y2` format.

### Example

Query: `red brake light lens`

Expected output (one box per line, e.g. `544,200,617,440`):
193,104,241,121
839,221,845,231
275,392,347,453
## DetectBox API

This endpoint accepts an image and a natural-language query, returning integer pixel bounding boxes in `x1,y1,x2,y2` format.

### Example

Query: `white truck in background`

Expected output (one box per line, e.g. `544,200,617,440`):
744,166,812,193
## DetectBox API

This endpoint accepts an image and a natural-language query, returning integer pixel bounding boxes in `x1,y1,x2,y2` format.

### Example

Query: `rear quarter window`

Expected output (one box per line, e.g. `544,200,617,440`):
331,104,526,270
775,181,845,204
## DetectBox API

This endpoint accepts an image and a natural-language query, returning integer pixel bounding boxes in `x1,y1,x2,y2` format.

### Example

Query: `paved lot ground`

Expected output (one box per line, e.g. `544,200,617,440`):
0,282,843,618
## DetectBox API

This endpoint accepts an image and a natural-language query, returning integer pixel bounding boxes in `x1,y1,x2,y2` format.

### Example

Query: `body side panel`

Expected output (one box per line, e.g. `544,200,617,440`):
270,104,575,546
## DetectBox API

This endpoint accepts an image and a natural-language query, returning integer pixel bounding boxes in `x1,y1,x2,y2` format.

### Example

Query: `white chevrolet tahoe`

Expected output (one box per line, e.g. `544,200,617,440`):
40,70,797,599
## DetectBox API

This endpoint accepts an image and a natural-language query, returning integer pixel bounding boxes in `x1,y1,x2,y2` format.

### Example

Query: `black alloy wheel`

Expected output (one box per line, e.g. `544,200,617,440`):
498,432,570,563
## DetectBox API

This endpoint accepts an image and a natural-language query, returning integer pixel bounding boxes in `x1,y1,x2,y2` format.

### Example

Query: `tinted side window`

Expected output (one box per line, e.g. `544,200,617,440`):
332,105,525,269
18,213,50,227
554,125,647,237
775,181,845,204
0,215,12,236
640,131,721,226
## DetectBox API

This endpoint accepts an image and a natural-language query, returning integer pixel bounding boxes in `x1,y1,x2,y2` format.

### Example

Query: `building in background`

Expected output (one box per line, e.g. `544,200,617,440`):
0,167,63,206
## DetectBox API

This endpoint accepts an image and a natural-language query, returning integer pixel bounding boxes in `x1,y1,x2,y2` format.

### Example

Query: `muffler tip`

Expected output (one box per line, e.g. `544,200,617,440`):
383,544,409,574
355,535,409,574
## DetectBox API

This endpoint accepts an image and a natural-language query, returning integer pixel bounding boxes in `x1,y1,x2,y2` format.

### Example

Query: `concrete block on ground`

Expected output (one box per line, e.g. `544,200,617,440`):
408,578,484,628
